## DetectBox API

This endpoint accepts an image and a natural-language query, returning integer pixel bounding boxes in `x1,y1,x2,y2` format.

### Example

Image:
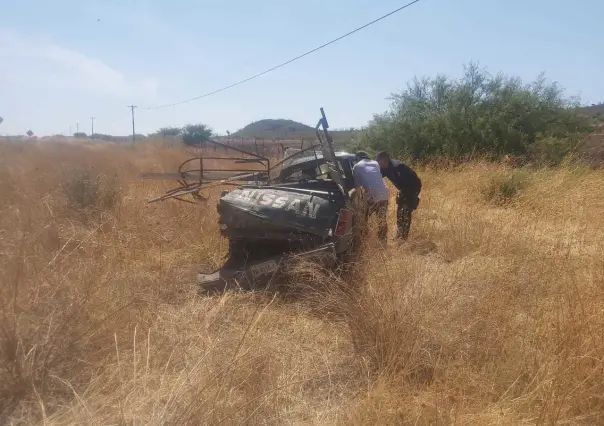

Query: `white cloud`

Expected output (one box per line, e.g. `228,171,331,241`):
0,28,159,101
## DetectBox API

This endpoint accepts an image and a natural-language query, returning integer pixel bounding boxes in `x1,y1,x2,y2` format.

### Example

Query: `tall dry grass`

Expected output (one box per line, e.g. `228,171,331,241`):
0,140,603,425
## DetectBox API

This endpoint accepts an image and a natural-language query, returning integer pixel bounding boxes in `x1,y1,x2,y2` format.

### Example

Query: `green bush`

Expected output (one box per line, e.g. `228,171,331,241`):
529,134,583,166
362,63,592,163
482,171,530,204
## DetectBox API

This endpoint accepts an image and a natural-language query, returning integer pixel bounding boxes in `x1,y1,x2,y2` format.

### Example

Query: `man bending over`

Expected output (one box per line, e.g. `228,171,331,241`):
352,151,390,241
376,151,422,240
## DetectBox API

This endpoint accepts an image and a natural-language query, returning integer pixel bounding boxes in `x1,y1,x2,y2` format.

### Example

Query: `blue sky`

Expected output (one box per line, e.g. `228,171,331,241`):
1,0,602,137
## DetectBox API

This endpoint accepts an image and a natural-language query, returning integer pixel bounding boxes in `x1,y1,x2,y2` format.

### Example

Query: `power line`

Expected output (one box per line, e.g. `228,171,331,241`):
144,0,424,110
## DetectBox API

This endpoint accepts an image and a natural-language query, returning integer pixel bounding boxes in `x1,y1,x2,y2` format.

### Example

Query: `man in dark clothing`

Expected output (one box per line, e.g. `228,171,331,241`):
376,151,422,240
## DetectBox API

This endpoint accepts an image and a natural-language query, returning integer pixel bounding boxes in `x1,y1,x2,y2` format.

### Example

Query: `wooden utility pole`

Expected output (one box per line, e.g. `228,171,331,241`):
127,105,137,145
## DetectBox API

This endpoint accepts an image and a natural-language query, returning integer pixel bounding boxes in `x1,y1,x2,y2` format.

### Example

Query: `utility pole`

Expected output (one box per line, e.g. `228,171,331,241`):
90,117,95,138
69,125,72,136
127,105,137,145
76,122,79,134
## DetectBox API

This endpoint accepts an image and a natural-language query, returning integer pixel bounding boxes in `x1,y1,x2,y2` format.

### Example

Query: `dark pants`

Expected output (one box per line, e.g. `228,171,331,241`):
396,191,420,240
364,200,388,242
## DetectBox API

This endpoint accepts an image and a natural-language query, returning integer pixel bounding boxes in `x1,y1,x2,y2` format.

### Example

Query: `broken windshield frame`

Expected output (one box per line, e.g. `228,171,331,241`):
278,160,339,183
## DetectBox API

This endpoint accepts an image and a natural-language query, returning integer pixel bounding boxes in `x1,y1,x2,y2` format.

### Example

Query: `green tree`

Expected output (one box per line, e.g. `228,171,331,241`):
362,63,592,164
156,126,182,138
182,124,213,146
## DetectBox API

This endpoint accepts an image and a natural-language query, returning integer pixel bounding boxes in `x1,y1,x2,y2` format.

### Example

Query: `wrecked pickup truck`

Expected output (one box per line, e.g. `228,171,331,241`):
141,108,365,292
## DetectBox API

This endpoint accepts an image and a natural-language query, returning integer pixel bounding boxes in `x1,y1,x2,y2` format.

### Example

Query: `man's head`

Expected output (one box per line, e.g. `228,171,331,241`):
376,151,390,168
355,151,370,161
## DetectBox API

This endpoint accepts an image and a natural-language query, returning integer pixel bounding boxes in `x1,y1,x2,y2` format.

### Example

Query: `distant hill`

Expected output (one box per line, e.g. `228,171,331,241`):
225,118,363,151
231,119,315,139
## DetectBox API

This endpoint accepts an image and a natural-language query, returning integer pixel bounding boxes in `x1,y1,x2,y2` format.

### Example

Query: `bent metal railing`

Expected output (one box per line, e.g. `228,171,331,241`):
139,138,270,204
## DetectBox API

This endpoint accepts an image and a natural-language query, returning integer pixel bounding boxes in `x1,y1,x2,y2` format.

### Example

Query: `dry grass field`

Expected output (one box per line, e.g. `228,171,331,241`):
1,140,603,425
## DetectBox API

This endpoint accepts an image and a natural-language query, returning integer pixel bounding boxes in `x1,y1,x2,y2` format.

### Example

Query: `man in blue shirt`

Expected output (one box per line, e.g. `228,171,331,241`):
376,151,422,240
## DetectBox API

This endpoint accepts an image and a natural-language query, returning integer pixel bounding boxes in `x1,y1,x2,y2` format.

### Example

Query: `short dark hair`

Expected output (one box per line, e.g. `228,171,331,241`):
376,151,390,161
355,151,369,160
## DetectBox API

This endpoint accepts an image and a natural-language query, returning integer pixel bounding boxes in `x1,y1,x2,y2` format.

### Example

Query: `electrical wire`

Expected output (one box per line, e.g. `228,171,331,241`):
144,0,424,110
